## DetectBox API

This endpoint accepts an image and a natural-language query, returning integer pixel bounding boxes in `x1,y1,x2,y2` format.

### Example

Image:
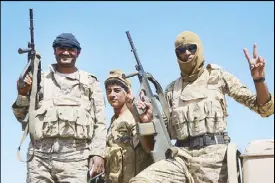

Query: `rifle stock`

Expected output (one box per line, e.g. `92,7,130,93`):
124,31,172,162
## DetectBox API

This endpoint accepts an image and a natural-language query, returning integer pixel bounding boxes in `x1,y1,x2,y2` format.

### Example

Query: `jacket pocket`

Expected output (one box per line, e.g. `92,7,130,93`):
106,147,123,183
171,106,189,140
42,107,59,137
187,102,208,136
171,95,209,139
33,107,47,139
75,108,92,139
57,107,77,138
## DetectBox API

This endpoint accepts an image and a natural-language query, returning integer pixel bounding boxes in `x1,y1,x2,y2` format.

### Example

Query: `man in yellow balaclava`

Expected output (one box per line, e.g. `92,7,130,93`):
129,31,274,182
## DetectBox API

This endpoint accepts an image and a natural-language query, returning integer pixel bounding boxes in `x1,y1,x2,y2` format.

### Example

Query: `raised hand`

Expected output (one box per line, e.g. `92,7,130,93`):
243,43,266,80
125,90,153,123
88,156,105,179
17,73,32,96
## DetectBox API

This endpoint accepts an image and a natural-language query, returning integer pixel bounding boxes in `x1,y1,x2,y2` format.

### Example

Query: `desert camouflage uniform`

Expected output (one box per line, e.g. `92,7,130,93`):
105,109,153,183
130,64,274,183
12,64,107,183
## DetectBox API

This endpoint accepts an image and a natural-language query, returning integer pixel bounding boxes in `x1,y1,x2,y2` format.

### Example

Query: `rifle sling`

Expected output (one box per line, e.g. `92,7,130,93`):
17,123,35,162
17,55,40,162
147,73,170,121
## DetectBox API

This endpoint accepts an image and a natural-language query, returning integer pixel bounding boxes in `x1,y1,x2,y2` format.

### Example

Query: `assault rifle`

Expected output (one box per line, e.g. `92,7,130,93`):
17,8,41,162
123,31,172,162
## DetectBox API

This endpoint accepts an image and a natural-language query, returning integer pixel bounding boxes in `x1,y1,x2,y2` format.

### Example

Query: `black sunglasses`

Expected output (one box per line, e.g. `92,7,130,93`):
176,44,197,53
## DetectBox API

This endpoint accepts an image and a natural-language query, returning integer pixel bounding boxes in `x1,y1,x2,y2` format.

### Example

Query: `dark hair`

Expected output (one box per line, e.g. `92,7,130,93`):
105,79,129,92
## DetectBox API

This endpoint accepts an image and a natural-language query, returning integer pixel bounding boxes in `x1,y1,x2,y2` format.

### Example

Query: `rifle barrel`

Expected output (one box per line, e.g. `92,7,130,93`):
29,9,35,50
126,31,144,73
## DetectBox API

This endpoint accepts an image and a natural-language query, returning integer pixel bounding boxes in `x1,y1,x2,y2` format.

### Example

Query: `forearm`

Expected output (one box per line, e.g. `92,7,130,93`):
89,121,107,158
89,79,107,158
254,80,271,105
223,70,274,117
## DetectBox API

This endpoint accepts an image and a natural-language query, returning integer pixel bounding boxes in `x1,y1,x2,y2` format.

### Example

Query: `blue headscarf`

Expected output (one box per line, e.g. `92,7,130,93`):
52,33,81,50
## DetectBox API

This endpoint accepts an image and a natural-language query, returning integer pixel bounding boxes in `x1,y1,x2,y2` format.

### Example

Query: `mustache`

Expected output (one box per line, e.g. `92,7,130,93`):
108,97,118,101
60,56,73,59
58,53,73,58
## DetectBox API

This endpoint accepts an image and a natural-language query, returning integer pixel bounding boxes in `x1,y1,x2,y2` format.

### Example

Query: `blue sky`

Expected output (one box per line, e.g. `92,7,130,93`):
1,1,274,183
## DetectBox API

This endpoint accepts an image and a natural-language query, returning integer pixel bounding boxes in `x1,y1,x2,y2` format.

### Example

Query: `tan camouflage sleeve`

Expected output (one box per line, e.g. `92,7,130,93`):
221,70,274,117
89,78,107,158
12,72,45,129
128,117,140,148
11,95,30,123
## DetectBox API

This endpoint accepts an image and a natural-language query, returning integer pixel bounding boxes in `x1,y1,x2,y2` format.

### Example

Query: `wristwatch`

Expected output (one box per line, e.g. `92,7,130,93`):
254,77,265,83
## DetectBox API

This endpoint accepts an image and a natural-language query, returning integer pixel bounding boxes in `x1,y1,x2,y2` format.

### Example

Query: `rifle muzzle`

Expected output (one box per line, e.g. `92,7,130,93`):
18,48,32,54
122,72,139,79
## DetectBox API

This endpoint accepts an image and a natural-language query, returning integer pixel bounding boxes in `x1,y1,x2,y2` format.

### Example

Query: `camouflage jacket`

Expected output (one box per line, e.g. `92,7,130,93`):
105,109,153,183
12,64,107,158
165,64,274,139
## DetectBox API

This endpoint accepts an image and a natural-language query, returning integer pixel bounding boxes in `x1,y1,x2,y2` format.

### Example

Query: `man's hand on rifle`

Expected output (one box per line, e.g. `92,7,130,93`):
17,73,32,96
125,91,153,123
88,156,105,179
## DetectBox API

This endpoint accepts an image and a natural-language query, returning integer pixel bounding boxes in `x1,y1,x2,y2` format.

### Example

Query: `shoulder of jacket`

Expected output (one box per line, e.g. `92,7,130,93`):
165,78,180,94
206,63,223,70
41,71,51,80
79,70,98,81
165,81,175,92
41,70,50,75
206,63,225,78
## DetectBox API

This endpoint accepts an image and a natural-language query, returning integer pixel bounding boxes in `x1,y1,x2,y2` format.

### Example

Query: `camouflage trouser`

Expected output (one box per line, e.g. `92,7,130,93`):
26,138,91,183
129,144,228,183
27,155,88,183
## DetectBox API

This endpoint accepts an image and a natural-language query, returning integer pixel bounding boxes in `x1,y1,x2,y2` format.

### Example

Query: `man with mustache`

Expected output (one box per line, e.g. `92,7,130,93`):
128,31,274,183
104,70,153,183
12,33,107,183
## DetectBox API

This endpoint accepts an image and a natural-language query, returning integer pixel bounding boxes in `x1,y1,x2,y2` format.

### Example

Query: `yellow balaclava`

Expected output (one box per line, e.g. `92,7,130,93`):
104,70,131,90
175,31,205,82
